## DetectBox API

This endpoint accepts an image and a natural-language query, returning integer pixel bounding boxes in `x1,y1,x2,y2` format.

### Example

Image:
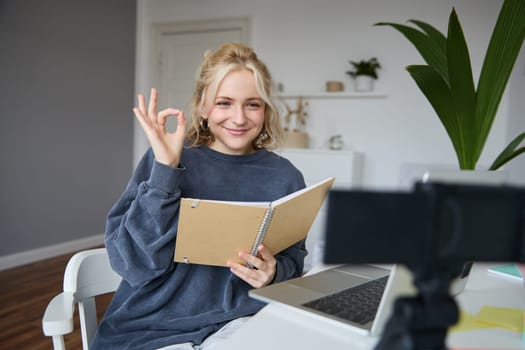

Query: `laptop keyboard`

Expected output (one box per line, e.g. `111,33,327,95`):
302,275,389,325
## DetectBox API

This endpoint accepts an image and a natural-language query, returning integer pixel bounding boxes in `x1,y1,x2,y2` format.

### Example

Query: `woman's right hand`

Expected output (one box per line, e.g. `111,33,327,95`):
133,88,187,168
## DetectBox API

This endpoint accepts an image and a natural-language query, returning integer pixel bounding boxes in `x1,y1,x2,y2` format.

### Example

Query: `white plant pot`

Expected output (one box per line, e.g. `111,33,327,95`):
421,169,508,186
354,76,374,92
421,169,508,296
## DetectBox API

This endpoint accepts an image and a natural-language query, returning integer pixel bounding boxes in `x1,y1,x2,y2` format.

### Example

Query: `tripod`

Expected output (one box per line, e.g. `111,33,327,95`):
374,263,463,350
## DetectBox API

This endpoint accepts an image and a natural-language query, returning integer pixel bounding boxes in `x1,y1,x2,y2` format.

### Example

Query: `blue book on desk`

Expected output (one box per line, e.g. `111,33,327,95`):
488,264,523,282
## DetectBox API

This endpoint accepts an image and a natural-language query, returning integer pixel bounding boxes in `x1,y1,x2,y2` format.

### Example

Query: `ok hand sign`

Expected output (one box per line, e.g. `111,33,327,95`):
133,88,187,168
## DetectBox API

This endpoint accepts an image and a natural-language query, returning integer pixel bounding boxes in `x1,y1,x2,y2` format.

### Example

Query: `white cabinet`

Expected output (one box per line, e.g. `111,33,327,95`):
276,148,363,270
277,148,363,188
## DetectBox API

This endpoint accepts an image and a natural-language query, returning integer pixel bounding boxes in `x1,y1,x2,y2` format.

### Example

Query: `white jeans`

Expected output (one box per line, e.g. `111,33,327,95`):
157,316,250,350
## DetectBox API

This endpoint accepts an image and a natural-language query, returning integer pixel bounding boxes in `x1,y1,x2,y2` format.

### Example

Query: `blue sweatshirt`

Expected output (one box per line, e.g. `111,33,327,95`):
90,146,307,349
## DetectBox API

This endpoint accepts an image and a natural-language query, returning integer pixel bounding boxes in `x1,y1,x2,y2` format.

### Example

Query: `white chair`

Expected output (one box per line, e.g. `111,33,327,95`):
42,248,121,350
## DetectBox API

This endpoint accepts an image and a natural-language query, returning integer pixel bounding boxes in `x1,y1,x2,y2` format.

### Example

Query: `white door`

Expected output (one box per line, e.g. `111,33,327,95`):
152,18,250,131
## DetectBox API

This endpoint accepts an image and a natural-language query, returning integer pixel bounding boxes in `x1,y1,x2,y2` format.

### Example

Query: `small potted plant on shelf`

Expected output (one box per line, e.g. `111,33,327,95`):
346,57,381,92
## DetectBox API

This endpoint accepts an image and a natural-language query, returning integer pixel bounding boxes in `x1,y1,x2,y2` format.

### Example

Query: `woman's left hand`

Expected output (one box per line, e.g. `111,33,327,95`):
227,245,276,288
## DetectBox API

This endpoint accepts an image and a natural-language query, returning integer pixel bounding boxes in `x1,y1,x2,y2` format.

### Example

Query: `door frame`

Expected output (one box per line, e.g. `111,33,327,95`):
150,17,251,90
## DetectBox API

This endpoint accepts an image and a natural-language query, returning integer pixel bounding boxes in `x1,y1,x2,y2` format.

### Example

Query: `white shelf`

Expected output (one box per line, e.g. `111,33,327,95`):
277,91,386,99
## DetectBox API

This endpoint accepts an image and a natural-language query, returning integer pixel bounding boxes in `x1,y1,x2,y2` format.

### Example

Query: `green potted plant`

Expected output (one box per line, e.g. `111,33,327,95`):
375,0,524,171
346,57,381,92
376,0,525,296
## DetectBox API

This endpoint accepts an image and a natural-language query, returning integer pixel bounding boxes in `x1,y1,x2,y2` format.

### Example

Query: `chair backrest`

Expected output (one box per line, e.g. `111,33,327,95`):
64,248,121,349
64,248,121,298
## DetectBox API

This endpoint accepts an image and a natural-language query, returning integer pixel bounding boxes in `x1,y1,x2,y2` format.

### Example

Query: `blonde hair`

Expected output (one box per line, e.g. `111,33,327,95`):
187,42,283,149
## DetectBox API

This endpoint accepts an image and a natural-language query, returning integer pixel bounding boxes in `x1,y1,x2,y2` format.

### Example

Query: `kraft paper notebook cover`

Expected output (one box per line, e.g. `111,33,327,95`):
174,177,335,267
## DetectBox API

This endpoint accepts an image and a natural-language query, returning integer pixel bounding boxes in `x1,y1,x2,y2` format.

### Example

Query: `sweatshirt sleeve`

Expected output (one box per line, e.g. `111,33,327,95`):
272,240,307,283
104,149,184,287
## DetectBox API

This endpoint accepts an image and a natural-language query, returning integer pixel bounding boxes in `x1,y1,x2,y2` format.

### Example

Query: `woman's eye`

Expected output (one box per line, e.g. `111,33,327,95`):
216,101,231,107
247,102,262,109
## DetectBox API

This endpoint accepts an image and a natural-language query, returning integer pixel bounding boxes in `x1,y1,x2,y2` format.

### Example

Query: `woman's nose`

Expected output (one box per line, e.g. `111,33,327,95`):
231,105,247,124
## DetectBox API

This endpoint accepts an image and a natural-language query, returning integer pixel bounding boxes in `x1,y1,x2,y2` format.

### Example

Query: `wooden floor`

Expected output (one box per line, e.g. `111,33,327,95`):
0,250,114,350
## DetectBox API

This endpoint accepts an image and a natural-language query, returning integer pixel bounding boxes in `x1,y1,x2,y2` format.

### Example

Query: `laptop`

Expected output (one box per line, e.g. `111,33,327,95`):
249,187,425,336
249,263,414,336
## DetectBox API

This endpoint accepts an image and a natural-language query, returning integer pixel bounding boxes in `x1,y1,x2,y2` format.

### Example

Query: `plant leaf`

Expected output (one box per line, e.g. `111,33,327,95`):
475,0,525,161
489,132,525,170
446,8,477,168
408,19,447,54
406,65,470,168
378,0,525,171
375,22,449,84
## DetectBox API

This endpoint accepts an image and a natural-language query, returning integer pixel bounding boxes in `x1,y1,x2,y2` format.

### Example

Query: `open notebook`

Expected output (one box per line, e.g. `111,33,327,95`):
174,177,334,267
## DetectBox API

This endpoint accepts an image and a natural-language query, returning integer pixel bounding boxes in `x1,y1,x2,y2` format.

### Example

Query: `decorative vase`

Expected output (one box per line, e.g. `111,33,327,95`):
354,76,374,92
282,130,309,149
328,135,344,150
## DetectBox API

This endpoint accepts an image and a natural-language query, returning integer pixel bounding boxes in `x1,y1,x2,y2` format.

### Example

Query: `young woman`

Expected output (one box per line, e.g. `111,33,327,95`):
90,43,307,349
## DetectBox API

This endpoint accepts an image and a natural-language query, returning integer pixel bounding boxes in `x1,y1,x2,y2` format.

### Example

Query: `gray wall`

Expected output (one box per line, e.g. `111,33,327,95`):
0,0,136,255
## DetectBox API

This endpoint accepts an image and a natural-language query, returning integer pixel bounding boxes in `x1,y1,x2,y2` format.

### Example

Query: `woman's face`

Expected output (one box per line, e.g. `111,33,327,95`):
204,69,266,155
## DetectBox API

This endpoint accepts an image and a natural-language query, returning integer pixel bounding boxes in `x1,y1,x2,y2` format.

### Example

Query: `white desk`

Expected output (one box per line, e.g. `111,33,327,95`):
216,263,525,349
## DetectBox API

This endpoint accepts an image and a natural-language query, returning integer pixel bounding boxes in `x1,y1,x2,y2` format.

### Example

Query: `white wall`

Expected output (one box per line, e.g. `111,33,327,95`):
506,43,525,186
135,0,523,189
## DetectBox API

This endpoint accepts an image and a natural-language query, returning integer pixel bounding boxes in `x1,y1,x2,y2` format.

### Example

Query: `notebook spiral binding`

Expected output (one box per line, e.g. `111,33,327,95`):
249,208,275,257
